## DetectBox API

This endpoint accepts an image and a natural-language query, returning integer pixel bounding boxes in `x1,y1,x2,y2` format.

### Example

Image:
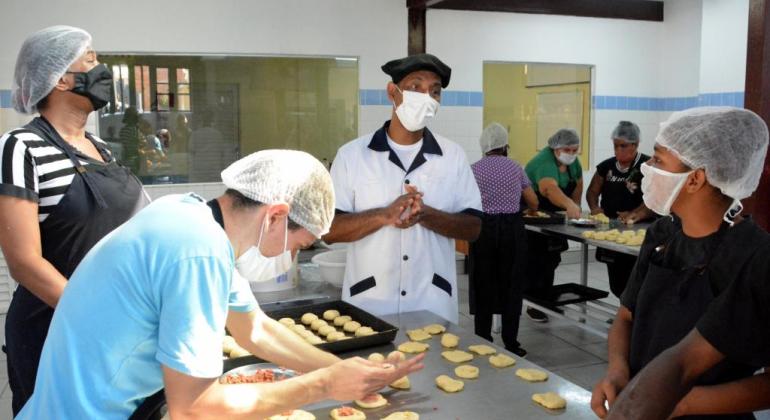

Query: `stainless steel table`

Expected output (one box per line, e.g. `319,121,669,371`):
301,310,596,420
523,222,651,337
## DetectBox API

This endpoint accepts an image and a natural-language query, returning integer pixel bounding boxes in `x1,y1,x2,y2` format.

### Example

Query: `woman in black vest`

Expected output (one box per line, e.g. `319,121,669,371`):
586,121,654,297
0,26,148,415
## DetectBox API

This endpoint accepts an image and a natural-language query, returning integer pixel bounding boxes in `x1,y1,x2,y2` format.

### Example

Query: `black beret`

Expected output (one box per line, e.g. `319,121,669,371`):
381,53,451,88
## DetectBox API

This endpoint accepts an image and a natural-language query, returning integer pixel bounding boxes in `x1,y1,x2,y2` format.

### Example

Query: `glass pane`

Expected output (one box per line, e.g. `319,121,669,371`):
177,94,190,111
97,54,358,185
112,64,122,112
120,64,130,110
156,67,169,84
134,65,144,112
176,68,190,84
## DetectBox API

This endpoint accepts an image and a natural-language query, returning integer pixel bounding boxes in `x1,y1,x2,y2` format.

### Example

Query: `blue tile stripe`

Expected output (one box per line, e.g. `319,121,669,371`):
356,88,746,110
0,88,746,110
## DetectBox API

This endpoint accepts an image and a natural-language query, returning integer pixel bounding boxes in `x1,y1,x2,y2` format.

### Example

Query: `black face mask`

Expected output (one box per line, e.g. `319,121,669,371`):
68,64,113,111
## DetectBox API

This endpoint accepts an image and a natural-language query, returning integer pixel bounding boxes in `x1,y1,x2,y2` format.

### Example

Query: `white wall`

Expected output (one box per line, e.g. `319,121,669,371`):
660,0,703,97
699,0,750,93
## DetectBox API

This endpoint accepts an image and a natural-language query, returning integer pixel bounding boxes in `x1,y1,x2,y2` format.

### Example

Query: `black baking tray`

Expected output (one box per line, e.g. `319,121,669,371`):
524,283,609,310
224,300,398,372
523,211,565,225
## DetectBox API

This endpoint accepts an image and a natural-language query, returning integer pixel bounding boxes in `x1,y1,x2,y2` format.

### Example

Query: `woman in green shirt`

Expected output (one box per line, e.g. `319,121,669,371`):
523,129,583,322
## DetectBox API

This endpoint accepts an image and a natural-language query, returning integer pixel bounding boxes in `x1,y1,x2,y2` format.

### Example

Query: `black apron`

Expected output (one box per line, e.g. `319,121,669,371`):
5,116,149,415
629,223,758,420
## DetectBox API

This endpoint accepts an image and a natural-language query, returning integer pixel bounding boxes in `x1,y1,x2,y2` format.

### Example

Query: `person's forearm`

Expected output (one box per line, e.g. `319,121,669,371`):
170,369,330,420
631,204,654,222
607,316,632,379
571,185,583,207
542,186,577,211
6,256,67,308
587,191,601,214
522,187,539,211
249,318,340,373
322,209,388,244
419,206,481,241
678,373,770,416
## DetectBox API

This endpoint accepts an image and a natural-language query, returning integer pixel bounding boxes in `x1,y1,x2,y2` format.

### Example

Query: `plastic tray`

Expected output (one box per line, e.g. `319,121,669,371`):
524,283,609,309
224,300,398,371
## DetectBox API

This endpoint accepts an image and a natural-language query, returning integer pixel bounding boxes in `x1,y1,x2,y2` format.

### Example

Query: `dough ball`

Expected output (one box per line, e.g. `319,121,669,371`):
406,329,431,341
532,392,567,410
516,368,549,382
489,353,516,368
468,344,496,355
354,393,387,409
398,341,430,354
387,350,406,362
367,352,385,362
454,364,479,379
229,346,250,358
300,313,318,325
267,409,316,420
441,333,460,348
326,331,346,342
389,375,410,390
310,319,328,331
435,374,464,393
222,336,237,354
329,406,366,420
305,335,324,345
355,326,376,337
382,412,418,420
323,309,341,321
333,315,352,327
278,317,295,327
317,325,337,337
343,321,362,333
441,350,474,363
422,324,446,335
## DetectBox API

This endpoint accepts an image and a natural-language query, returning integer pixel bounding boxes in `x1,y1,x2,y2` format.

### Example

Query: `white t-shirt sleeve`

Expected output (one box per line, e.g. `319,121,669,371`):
330,149,354,213
229,269,259,312
156,256,231,378
453,153,483,213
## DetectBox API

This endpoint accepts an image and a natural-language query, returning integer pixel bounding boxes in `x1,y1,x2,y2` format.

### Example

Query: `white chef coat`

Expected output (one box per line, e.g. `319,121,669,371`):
330,121,482,323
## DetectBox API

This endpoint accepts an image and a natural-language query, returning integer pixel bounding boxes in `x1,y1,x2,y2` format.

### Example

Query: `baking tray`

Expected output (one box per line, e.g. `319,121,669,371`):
523,211,565,225
568,218,599,228
224,300,398,371
524,283,609,310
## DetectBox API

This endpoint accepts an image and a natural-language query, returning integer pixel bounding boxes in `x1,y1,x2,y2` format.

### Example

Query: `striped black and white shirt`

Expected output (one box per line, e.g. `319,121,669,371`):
0,127,114,222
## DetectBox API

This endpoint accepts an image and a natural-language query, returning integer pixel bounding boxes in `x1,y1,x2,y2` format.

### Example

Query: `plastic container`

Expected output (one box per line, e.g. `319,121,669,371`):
311,249,346,287
248,254,299,293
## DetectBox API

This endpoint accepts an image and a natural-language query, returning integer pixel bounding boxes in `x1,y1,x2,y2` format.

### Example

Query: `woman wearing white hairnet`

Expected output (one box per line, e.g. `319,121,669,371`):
0,26,148,414
592,107,770,419
586,121,654,298
523,128,584,322
16,150,424,419
468,123,538,357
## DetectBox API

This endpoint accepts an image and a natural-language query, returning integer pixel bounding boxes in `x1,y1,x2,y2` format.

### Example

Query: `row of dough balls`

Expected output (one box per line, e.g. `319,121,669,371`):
222,335,251,359
277,312,377,345
582,228,646,246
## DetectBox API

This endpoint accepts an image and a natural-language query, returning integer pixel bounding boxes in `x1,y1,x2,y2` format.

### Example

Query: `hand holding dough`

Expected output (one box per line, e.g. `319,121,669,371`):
468,344,496,355
354,393,388,409
440,333,459,348
422,324,446,335
516,368,548,382
398,341,430,353
441,350,474,363
454,364,479,379
532,392,567,410
389,375,411,390
489,353,516,368
435,375,464,393
406,329,432,341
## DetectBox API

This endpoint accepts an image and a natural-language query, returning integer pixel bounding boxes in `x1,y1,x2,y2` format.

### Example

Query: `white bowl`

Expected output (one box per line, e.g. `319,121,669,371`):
311,250,347,287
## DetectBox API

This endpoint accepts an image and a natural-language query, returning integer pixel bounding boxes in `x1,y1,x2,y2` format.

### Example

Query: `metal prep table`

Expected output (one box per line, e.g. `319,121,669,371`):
523,222,650,337
299,310,596,420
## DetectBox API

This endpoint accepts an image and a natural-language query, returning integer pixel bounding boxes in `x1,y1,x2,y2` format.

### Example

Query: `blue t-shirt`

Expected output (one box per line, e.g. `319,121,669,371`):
18,193,258,419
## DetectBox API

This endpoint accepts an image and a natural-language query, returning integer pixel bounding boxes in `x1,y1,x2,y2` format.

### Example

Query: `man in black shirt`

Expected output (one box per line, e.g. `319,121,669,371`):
592,107,770,419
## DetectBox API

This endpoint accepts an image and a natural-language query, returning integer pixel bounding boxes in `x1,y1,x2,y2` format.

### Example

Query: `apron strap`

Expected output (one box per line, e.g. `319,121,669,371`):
24,117,109,209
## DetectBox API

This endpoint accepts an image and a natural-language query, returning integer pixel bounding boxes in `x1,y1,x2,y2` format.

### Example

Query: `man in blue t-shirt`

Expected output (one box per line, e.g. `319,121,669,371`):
18,150,423,420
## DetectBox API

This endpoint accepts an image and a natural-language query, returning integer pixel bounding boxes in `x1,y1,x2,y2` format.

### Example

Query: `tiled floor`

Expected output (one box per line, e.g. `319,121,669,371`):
0,259,766,419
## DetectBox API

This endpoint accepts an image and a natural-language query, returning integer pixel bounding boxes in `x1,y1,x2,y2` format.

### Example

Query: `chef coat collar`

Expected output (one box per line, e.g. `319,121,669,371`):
367,120,443,174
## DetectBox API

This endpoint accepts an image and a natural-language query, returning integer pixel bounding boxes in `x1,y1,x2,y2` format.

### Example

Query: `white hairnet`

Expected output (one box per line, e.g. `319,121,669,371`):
221,150,335,237
657,106,769,200
548,128,580,149
611,121,640,143
479,122,508,154
12,26,92,114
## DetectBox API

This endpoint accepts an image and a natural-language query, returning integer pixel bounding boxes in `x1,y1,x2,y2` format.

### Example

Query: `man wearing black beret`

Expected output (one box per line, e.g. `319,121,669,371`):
324,53,483,323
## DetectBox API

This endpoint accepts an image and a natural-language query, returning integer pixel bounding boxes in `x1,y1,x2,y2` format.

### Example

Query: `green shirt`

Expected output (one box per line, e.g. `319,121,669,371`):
525,148,582,193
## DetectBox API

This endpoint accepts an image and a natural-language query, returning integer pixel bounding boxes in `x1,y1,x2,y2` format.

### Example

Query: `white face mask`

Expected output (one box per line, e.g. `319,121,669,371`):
236,214,293,282
394,87,440,132
640,163,693,216
556,151,577,165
